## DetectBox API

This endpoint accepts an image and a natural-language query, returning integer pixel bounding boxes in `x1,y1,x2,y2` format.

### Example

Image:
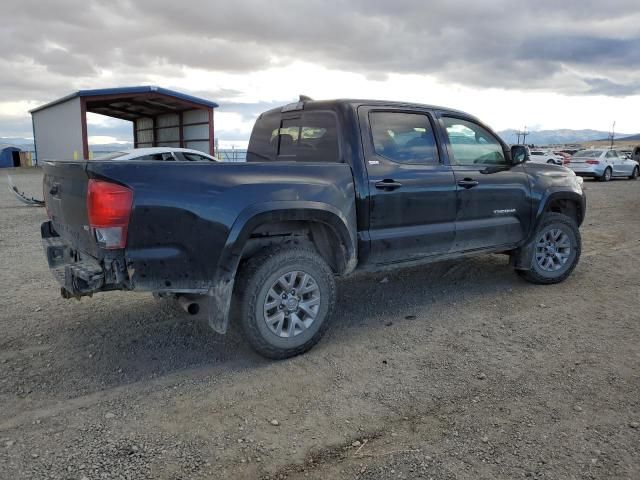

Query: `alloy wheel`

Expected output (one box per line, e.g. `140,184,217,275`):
535,228,572,272
263,270,321,338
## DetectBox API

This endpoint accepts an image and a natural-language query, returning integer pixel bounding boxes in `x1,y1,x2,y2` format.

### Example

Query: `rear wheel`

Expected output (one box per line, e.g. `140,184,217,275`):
516,213,581,285
630,166,639,180
546,159,555,164
599,167,612,182
235,245,336,359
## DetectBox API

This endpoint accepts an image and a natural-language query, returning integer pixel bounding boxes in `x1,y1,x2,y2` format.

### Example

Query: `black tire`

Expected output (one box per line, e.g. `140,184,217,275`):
516,213,581,285
630,166,639,180
599,167,612,182
546,159,555,164
235,245,336,359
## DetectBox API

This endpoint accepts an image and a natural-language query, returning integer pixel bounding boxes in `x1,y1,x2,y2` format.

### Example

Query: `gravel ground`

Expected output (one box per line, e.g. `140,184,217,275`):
0,168,639,480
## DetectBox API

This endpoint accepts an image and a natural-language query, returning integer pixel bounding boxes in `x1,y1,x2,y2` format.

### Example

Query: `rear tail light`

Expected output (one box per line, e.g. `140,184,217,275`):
563,159,570,165
586,160,600,165
87,179,133,249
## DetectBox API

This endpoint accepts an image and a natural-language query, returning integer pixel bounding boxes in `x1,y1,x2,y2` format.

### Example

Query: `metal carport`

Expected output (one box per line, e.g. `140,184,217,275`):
30,86,218,161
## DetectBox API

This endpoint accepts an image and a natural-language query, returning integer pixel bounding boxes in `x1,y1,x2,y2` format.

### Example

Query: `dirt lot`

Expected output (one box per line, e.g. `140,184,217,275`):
1,168,638,480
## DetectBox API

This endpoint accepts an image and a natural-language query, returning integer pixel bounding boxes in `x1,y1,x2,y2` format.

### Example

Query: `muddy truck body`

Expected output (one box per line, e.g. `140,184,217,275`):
41,99,586,358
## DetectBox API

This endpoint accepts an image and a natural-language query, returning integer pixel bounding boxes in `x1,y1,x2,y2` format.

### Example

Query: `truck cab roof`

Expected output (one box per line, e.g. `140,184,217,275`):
259,98,473,119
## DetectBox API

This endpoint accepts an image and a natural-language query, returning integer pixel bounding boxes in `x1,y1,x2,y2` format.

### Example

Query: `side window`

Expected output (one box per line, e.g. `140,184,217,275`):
369,111,438,164
606,150,617,158
442,117,506,166
182,152,209,161
136,153,165,161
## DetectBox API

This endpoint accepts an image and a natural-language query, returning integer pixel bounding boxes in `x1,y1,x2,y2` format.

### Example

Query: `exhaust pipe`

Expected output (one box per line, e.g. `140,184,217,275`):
178,295,201,315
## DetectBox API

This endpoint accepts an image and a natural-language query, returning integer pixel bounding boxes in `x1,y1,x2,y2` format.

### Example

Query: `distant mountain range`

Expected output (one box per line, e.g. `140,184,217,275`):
497,129,639,146
615,133,640,142
0,137,34,147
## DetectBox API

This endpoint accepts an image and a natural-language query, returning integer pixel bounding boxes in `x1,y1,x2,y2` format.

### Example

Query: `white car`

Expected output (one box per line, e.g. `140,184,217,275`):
96,147,219,162
528,150,563,165
566,149,639,181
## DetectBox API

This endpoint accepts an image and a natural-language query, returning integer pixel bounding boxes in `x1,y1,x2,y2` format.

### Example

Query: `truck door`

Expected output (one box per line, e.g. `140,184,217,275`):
358,107,457,265
437,114,532,252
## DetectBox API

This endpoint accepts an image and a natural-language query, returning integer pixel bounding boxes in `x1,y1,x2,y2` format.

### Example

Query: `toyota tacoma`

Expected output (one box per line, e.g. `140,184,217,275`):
41,98,586,358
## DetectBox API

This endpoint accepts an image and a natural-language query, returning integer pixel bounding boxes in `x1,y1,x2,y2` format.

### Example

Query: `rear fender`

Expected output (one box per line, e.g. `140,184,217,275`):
206,201,357,334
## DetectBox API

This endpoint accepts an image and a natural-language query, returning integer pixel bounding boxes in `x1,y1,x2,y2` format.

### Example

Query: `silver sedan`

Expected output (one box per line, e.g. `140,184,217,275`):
566,149,639,181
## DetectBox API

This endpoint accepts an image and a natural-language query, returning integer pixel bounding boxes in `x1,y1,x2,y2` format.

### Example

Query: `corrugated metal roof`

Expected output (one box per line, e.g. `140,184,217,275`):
30,86,219,113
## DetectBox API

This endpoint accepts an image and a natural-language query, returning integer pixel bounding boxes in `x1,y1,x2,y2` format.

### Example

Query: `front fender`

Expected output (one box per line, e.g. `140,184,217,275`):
534,188,586,231
513,188,585,270
206,201,357,334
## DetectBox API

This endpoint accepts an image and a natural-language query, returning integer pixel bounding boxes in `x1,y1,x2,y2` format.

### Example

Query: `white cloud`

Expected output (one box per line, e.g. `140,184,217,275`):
2,0,640,142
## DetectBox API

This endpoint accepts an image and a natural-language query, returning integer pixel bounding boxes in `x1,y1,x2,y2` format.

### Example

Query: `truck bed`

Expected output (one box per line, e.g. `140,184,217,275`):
42,160,357,294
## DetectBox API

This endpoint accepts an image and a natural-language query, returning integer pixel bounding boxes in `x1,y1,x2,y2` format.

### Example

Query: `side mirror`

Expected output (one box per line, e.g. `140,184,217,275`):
511,145,529,165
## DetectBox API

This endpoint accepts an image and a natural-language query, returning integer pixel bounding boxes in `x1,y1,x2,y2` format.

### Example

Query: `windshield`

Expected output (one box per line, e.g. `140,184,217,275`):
530,151,544,155
574,150,602,158
95,151,128,160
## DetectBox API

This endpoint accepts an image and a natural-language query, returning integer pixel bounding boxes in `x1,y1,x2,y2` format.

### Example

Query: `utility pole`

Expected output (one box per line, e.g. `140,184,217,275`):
516,130,522,145
521,126,529,145
609,121,615,149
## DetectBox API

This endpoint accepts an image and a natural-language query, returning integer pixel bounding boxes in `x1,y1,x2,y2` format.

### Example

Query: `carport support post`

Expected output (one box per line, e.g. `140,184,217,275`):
132,120,138,149
80,98,89,160
179,112,184,148
208,108,215,156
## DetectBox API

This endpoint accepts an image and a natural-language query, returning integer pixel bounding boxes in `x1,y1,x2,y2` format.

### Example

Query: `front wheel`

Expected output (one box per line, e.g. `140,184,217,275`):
630,166,639,180
516,213,581,285
235,246,336,359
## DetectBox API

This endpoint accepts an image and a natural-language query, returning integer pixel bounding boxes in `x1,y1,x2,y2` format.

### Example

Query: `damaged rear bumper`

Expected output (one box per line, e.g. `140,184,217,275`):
41,221,127,297
40,221,231,334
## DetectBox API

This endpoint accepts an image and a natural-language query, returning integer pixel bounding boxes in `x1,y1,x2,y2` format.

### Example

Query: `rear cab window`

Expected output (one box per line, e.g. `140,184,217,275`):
247,109,340,163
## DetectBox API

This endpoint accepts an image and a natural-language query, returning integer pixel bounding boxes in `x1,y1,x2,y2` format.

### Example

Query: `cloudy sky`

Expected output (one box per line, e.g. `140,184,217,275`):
1,0,639,147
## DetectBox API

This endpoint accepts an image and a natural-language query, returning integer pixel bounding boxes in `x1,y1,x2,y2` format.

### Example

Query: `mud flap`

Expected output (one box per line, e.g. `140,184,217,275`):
206,280,234,334
511,242,534,270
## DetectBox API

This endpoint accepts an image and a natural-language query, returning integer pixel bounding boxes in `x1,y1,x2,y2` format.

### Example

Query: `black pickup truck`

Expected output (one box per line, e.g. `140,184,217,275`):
41,98,586,358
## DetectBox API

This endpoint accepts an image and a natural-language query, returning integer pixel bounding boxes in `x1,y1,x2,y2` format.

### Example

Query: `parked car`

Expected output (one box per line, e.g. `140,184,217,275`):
566,149,639,181
559,149,580,156
528,150,563,165
553,151,572,165
40,98,586,359
97,147,219,162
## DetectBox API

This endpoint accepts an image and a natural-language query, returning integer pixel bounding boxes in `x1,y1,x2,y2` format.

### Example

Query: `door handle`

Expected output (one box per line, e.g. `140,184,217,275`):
375,180,402,191
457,178,479,189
